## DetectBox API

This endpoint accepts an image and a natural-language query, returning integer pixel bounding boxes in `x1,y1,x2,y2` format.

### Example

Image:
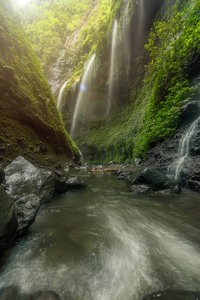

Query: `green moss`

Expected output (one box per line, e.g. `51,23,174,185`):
0,1,79,166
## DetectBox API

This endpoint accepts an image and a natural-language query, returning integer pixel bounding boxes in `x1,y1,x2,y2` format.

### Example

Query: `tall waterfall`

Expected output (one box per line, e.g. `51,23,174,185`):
70,53,96,138
137,0,145,51
168,116,200,181
108,20,118,115
57,80,69,112
122,2,130,79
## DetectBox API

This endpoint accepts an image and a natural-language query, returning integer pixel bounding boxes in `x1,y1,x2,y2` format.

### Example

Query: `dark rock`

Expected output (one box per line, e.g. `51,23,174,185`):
143,289,200,300
129,168,181,194
4,157,87,235
130,184,151,194
180,101,200,124
4,156,55,235
5,156,55,202
15,194,41,237
65,177,87,190
0,164,5,183
0,186,18,254
118,172,131,181
30,291,61,300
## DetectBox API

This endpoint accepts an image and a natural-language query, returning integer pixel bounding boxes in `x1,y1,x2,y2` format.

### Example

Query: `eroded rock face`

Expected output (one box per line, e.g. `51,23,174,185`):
143,289,200,300
0,186,18,254
5,156,54,202
142,116,200,193
4,157,54,236
4,156,87,236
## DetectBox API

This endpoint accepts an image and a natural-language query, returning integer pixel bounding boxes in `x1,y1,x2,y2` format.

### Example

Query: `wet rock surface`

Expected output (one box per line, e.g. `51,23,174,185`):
3,156,86,236
143,289,200,300
128,167,181,194
142,116,200,193
0,186,18,254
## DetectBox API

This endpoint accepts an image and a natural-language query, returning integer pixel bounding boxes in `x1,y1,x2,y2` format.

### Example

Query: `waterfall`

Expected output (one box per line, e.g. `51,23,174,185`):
70,53,96,138
108,20,118,115
57,80,69,112
122,2,130,79
137,0,145,52
168,116,200,181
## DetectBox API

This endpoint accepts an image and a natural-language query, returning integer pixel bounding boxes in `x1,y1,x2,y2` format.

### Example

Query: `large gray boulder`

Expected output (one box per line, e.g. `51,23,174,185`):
129,168,181,194
0,186,18,254
4,156,86,236
4,156,55,236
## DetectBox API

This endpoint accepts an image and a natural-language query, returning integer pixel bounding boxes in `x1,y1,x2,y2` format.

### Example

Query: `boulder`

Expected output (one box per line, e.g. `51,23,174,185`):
0,186,18,254
4,157,87,235
129,168,181,194
15,194,41,237
4,156,55,202
4,157,55,236
143,289,200,300
65,177,87,190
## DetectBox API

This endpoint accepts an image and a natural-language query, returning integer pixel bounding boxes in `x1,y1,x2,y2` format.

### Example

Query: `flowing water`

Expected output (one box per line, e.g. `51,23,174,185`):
168,115,200,181
70,54,96,138
108,21,118,115
0,172,200,299
57,80,70,112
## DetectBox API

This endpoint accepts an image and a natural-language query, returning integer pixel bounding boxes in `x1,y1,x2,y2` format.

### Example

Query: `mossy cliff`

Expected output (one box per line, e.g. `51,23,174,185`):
51,0,199,164
19,0,200,164
0,0,79,167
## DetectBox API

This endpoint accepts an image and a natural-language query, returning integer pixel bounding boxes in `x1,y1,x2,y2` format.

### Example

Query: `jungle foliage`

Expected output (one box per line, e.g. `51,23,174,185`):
0,0,79,165
12,0,200,164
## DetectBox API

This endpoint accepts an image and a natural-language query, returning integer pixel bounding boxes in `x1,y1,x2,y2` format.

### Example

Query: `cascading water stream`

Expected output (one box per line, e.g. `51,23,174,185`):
1,174,200,299
57,80,69,112
70,54,95,138
108,20,118,115
122,2,130,79
137,0,145,52
168,115,200,181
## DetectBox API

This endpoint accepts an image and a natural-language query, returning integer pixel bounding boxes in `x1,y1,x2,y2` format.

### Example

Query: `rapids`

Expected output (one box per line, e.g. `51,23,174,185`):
0,172,200,300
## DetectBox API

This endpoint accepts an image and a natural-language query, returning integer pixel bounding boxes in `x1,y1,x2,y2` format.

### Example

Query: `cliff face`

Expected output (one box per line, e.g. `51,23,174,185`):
57,0,198,165
0,1,79,167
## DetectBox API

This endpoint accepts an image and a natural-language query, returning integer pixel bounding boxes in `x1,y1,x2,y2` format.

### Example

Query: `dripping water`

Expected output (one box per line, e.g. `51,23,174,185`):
57,80,69,112
108,20,118,115
122,2,130,80
70,54,96,138
168,116,200,181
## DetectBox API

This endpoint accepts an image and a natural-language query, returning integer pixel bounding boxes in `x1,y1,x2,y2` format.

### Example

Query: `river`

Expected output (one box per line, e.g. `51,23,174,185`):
0,171,200,300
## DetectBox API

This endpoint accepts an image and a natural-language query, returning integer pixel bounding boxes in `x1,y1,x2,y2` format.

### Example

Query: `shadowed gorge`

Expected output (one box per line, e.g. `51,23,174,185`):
0,0,79,166
0,0,200,299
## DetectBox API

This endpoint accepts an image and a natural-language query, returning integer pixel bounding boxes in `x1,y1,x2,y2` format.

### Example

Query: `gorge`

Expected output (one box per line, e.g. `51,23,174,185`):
0,0,200,299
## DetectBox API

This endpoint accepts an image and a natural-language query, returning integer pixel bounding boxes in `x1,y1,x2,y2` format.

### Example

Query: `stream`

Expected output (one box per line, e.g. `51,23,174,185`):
0,172,200,300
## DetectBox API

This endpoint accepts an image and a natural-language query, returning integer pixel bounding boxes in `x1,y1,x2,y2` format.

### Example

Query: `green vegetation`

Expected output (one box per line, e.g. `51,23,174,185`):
0,0,79,166
70,0,200,163
14,0,95,72
13,0,200,164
